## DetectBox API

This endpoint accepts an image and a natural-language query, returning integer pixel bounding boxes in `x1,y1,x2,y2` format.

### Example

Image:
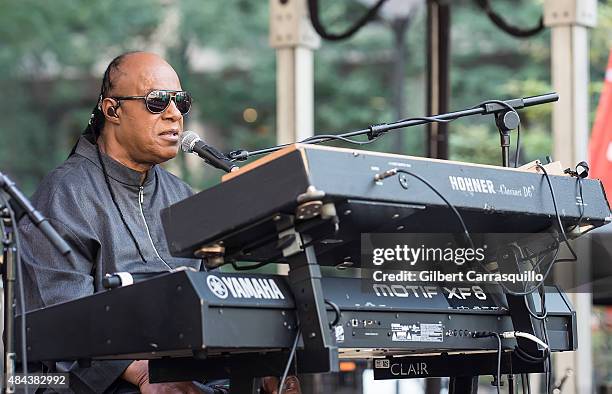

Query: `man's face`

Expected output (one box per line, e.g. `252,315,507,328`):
109,54,185,167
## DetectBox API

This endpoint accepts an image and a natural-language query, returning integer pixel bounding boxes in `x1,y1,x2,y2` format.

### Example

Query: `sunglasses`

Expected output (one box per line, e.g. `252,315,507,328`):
111,90,192,115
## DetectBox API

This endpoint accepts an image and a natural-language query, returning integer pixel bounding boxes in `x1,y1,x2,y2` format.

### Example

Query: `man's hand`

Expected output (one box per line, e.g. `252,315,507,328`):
261,376,301,394
121,360,203,393
138,380,204,394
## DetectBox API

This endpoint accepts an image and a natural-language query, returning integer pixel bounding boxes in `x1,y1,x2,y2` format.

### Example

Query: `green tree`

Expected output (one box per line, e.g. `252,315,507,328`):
0,0,163,193
3,0,612,194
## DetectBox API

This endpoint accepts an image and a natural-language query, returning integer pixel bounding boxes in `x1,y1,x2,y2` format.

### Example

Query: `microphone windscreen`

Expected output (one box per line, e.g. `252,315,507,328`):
181,130,200,153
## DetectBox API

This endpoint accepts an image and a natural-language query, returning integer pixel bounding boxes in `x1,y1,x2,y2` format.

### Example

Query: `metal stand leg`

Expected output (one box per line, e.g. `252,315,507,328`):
284,236,338,374
1,219,16,394
449,376,478,394
498,246,544,356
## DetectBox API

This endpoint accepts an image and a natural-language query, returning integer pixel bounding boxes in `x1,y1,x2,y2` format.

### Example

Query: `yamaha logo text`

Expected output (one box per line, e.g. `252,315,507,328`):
206,275,285,300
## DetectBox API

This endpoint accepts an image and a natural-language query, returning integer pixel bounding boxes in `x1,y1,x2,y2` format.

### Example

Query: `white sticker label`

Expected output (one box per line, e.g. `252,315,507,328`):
375,359,390,369
335,325,345,343
390,323,444,342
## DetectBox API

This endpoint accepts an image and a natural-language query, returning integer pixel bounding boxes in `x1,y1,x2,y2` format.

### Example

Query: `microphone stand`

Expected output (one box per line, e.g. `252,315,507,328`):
0,171,76,393
0,208,17,394
228,92,559,167
0,173,74,258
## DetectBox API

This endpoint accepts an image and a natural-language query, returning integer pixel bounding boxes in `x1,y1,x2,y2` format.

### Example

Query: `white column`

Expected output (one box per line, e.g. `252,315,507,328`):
269,0,320,144
544,1,597,393
276,47,315,144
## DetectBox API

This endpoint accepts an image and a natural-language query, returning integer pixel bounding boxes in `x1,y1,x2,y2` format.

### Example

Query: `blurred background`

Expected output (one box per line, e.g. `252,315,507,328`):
6,0,607,192
1,0,612,392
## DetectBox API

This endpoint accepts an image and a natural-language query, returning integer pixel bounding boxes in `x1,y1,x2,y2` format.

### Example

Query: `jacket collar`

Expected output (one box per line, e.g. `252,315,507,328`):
74,136,156,187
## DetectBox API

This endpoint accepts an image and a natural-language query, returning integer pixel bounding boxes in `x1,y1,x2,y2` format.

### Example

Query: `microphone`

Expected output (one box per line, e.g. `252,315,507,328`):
181,131,238,173
103,267,199,289
102,272,164,289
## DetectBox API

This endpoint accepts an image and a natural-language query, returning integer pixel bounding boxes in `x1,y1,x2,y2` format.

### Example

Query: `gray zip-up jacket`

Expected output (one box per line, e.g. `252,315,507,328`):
19,136,202,392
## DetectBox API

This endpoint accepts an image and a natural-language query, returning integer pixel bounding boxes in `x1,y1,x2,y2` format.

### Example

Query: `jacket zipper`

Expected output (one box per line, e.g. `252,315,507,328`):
139,186,171,269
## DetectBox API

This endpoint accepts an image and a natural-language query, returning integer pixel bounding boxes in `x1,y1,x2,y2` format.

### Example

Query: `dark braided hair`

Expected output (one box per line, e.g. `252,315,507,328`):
87,51,139,139
75,51,148,263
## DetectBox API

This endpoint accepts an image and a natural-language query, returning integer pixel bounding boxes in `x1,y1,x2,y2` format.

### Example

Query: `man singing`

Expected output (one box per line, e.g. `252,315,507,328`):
20,51,299,394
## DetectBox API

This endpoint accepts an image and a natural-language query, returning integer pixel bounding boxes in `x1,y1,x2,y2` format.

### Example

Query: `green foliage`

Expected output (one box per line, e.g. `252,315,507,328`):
0,0,164,191
2,0,612,194
0,0,163,76
450,124,501,165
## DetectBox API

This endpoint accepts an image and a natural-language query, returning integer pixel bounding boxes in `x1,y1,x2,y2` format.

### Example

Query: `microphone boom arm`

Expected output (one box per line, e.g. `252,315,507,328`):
228,92,559,161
